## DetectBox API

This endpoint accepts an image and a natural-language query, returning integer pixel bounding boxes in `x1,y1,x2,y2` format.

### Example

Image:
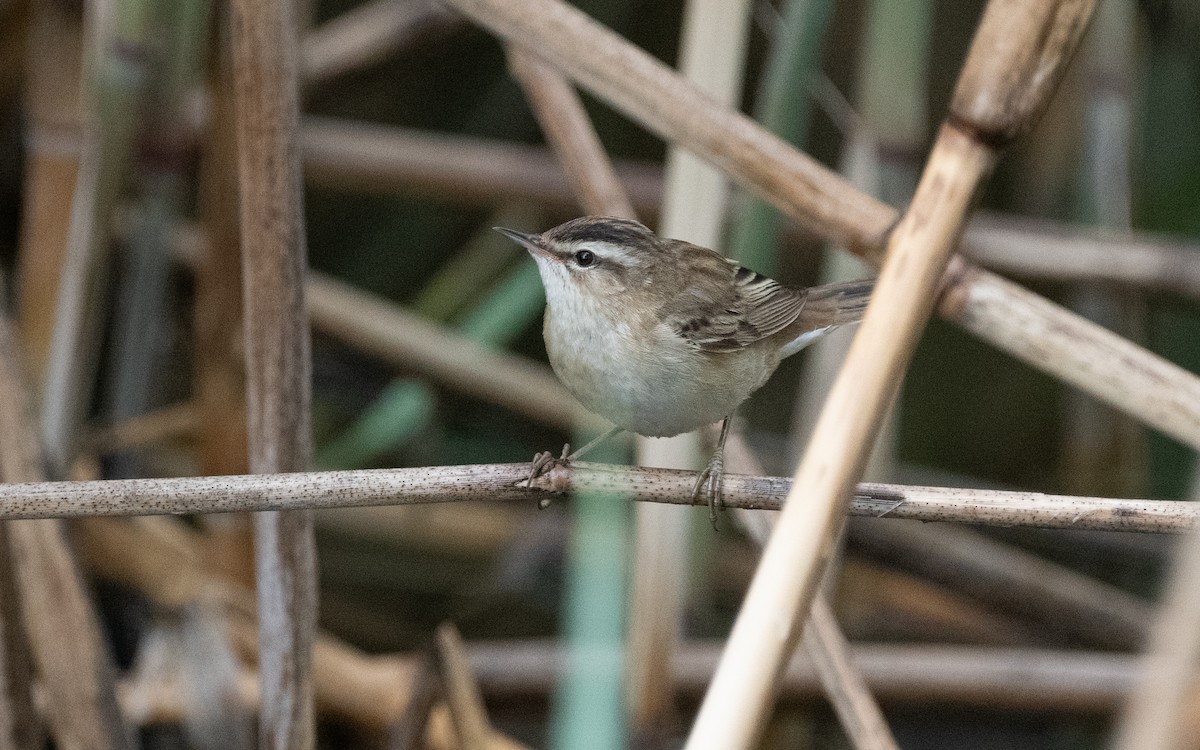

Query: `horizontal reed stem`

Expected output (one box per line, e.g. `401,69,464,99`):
0,462,1187,532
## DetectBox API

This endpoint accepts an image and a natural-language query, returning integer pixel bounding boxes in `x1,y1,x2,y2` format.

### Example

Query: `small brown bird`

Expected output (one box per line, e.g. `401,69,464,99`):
496,216,873,522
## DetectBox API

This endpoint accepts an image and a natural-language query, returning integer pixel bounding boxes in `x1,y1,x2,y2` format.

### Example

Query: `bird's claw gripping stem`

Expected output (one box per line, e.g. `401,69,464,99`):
527,443,572,508
524,426,625,507
692,450,726,530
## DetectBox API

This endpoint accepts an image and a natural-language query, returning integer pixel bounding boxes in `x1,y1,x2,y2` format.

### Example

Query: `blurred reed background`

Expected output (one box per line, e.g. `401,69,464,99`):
0,0,1198,748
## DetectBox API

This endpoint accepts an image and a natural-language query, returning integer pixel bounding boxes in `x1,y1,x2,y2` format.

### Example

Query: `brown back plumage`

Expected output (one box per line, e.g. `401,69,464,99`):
656,237,874,353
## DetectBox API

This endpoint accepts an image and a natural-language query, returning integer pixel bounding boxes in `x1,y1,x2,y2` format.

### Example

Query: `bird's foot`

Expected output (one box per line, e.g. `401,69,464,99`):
526,443,572,508
692,450,726,530
523,426,624,508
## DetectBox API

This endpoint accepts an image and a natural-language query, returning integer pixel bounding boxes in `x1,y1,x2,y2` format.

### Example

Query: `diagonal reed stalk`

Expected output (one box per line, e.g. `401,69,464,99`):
726,436,900,750
684,2,1096,745
691,120,995,747
506,53,635,219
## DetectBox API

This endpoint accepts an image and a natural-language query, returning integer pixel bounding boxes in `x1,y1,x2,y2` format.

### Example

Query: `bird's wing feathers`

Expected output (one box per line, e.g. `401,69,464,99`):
666,245,808,353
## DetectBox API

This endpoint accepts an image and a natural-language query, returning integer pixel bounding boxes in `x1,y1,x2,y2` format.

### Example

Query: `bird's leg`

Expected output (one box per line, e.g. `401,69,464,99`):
526,425,625,500
692,416,732,529
563,425,625,463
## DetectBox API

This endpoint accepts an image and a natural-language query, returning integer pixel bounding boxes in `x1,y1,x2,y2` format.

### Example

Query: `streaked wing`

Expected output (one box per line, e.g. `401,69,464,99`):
666,244,808,353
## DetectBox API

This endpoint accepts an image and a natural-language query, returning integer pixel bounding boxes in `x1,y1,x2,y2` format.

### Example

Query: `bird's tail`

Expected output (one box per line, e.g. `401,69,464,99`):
804,278,875,326
778,278,875,358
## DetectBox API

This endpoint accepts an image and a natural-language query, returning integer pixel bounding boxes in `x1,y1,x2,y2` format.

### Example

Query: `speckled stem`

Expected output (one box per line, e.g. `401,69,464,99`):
0,462,1187,533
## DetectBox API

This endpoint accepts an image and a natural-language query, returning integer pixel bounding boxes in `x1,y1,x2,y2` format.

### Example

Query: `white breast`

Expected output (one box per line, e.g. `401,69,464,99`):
543,303,777,438
534,255,785,436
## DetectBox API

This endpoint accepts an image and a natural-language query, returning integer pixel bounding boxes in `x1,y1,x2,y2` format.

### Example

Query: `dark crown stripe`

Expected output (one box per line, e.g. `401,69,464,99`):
548,218,655,247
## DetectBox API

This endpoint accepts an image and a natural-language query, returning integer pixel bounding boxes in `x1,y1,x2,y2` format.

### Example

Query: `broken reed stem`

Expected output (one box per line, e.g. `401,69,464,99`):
440,0,1200,460
228,0,317,746
0,462,1190,532
434,623,493,750
385,651,439,750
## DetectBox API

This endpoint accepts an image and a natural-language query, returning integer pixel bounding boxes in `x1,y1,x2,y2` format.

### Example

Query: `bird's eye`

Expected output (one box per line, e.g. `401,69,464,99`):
574,250,596,267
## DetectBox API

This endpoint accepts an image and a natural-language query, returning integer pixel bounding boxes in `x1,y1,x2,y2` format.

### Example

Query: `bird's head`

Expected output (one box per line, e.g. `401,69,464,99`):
494,216,661,306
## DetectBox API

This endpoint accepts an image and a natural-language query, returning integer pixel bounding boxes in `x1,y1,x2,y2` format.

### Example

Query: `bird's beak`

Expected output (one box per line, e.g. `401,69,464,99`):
494,227,555,260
